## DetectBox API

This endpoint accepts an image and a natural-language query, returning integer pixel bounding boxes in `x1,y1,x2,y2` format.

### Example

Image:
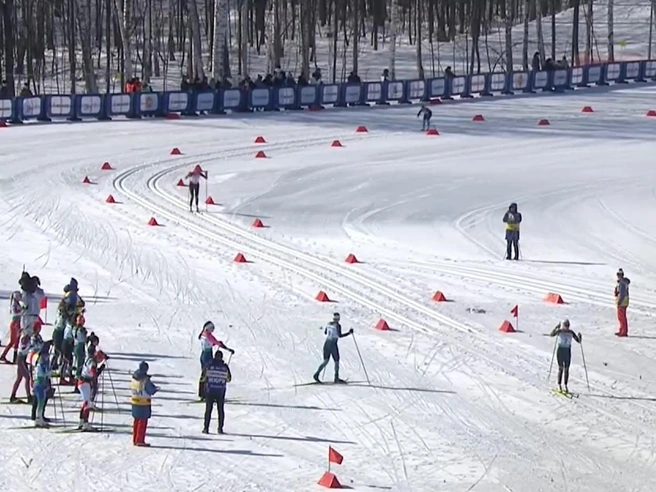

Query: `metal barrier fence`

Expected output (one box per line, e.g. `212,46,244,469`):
1,60,655,123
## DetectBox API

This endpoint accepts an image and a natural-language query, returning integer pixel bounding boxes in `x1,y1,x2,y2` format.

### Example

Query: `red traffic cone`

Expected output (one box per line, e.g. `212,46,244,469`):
254,136,266,143
177,179,186,187
315,291,331,302
105,195,116,203
472,114,485,121
147,217,159,226
205,196,216,205
432,291,447,302
170,147,182,155
545,292,565,304
375,319,391,331
499,320,516,333
318,472,342,489
82,176,92,184
0,120,7,128
582,106,594,113
101,162,113,170
331,140,343,147
234,253,248,263
345,254,359,264
355,126,368,133
426,128,439,135
538,119,550,126
647,110,656,117
165,113,181,120
255,150,267,158
252,218,265,228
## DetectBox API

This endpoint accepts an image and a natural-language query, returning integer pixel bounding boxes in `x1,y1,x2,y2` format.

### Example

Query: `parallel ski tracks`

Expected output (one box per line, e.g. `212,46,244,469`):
113,136,656,424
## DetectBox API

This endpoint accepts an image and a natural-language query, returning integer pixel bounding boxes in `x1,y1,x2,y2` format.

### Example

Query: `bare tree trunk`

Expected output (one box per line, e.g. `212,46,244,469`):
504,0,514,71
212,0,228,79
522,0,530,70
144,0,153,81
389,0,398,79
113,0,133,79
572,0,580,65
585,0,593,63
607,0,614,62
536,0,546,61
416,0,424,78
188,0,205,79
239,0,248,78
300,0,310,77
352,0,359,74
74,0,98,92
2,0,17,95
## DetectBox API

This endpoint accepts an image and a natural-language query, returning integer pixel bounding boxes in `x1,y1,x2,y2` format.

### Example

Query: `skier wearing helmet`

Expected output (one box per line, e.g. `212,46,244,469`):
197,321,234,400
502,203,522,260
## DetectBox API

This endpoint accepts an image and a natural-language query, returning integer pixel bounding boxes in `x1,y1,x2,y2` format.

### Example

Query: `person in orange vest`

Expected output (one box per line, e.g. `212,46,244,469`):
125,80,134,93
614,268,630,337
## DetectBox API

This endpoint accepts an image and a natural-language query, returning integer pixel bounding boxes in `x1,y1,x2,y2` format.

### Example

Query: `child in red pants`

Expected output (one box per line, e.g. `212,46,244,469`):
1,292,23,363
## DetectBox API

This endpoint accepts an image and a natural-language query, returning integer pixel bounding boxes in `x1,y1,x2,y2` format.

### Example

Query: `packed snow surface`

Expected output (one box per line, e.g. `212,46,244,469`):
2,84,656,492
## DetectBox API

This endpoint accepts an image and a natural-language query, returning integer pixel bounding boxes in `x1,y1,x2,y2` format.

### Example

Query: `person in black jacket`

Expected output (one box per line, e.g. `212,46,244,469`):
502,203,522,260
202,350,232,434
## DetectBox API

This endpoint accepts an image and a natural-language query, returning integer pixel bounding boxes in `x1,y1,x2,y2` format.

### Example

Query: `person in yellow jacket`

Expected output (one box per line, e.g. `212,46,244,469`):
614,268,630,337
502,202,522,260
131,361,159,446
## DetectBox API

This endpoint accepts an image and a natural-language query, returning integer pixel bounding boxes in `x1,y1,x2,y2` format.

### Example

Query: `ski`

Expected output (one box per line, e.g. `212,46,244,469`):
552,389,579,399
56,427,111,434
293,379,353,387
6,424,63,430
2,398,29,405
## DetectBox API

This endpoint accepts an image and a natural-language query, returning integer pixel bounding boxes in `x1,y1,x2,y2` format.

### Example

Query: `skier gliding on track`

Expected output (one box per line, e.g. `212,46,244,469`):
549,319,582,395
313,313,353,384
185,166,208,213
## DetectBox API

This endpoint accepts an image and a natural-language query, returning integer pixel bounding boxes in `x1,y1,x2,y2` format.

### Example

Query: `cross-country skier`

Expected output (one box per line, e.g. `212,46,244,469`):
77,344,98,430
502,203,522,260
60,313,77,385
202,349,232,434
63,278,85,316
19,272,45,336
131,361,159,446
9,334,32,403
1,291,23,363
185,166,208,213
313,313,353,384
417,105,432,131
549,319,582,395
614,268,630,337
197,321,234,400
73,315,88,391
32,343,52,428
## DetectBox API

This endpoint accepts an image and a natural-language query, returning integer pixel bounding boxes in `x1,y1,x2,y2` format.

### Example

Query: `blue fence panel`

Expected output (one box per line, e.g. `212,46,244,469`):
299,86,319,107
0,98,14,121
77,95,103,118
106,94,132,116
1,60,655,125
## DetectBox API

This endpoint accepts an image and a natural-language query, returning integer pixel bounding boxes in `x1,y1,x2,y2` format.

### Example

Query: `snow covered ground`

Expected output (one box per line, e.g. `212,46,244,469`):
2,84,656,491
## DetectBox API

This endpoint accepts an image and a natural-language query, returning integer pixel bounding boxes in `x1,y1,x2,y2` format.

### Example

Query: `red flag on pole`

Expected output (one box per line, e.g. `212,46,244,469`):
40,297,48,310
328,447,343,465
510,305,518,318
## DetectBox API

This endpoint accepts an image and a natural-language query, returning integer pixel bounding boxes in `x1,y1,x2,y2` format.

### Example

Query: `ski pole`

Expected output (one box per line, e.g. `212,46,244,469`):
100,370,105,432
205,171,209,212
547,336,558,382
57,386,66,427
351,333,370,385
579,340,591,392
106,365,121,413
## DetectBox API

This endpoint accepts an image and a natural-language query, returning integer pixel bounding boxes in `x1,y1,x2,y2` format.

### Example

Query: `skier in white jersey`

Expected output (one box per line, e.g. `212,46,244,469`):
185,166,208,212
549,319,582,394
313,313,353,384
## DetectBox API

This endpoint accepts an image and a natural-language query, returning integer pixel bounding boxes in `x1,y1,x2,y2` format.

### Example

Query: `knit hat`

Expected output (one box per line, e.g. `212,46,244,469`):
138,361,149,374
562,319,570,328
203,321,215,332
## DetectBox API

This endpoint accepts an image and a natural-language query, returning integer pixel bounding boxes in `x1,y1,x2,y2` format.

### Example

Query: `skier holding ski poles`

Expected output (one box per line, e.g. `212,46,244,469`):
197,321,234,400
185,166,208,213
313,313,353,384
417,105,432,131
549,319,582,395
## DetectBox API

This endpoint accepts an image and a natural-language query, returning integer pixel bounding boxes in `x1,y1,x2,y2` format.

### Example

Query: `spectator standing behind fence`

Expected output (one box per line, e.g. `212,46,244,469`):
532,52,541,71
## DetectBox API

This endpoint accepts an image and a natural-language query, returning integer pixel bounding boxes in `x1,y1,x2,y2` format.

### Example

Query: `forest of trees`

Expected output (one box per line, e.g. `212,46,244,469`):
1,0,655,96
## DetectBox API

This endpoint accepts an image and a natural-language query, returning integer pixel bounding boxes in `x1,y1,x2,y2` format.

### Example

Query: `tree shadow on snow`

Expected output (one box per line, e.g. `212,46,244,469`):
228,432,356,445
149,444,283,457
110,352,189,361
348,383,456,395
228,401,341,411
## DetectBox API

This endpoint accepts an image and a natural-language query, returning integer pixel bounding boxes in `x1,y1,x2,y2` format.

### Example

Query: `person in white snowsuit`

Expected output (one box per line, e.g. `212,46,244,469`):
18,272,45,336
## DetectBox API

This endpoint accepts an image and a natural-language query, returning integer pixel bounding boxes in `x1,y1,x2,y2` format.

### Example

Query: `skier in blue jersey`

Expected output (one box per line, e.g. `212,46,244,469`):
313,313,353,384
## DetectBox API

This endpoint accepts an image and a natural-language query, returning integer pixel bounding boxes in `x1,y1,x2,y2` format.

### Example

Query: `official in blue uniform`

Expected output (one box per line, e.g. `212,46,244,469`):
203,350,232,434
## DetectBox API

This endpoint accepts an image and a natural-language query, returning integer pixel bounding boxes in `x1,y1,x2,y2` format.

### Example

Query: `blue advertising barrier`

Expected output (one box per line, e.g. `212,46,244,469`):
2,60,656,124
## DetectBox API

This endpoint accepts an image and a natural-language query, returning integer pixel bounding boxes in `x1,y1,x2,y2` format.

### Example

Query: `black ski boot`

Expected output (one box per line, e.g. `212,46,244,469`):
334,378,347,384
